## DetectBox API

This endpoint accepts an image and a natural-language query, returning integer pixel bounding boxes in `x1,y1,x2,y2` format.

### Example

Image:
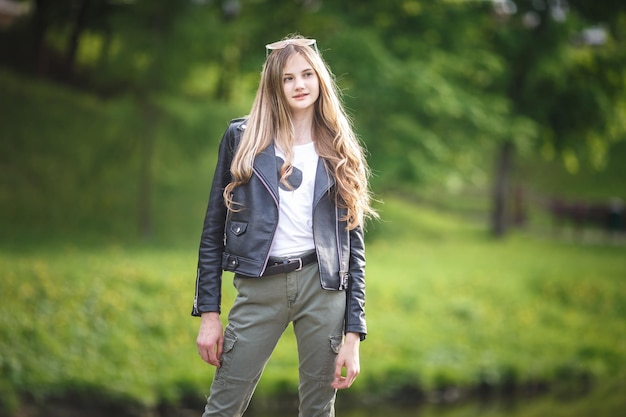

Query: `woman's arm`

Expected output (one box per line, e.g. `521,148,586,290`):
192,119,242,316
344,225,367,339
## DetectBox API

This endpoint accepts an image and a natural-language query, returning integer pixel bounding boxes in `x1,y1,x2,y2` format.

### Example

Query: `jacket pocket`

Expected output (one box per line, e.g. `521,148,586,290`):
222,252,239,271
329,334,343,354
228,221,247,236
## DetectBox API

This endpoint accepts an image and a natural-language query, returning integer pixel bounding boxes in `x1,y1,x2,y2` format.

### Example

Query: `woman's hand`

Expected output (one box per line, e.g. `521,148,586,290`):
332,332,361,389
196,312,224,367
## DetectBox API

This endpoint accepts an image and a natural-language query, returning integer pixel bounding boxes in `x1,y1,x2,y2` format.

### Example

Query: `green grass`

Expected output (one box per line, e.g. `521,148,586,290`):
364,198,626,393
0,247,203,407
1,196,625,414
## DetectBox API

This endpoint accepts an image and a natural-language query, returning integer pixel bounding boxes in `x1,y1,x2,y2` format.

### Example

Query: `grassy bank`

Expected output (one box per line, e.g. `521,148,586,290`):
1,196,625,414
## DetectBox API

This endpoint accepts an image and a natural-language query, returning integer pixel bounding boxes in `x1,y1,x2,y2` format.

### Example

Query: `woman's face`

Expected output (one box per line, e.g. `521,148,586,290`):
282,53,320,116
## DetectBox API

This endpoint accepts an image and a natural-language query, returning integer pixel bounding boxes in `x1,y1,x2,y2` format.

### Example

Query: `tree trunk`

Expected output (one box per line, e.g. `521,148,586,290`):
33,0,50,76
138,99,156,240
490,140,514,237
64,0,92,77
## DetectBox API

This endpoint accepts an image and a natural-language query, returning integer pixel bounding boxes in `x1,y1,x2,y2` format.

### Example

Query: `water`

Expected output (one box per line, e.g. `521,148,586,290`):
32,381,625,416
238,382,624,417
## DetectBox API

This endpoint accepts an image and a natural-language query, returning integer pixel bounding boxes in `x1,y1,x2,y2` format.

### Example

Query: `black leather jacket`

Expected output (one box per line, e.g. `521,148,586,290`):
192,118,367,338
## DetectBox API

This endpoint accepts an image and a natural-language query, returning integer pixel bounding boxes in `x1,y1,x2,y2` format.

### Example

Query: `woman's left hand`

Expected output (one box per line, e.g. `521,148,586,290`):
332,332,361,389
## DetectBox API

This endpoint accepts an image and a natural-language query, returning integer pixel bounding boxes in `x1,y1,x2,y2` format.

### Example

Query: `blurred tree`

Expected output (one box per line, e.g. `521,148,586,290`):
1,0,112,79
3,0,221,237
487,0,626,236
320,1,516,191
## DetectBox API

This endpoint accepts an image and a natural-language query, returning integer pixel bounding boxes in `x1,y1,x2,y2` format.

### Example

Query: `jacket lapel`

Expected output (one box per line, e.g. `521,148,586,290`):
252,144,280,199
254,144,334,205
313,158,335,206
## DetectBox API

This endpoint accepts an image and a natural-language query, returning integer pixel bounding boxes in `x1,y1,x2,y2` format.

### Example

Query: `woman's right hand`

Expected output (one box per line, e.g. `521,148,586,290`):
196,312,224,367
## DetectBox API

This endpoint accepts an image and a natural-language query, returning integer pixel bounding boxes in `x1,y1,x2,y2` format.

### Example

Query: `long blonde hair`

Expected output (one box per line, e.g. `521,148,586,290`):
224,35,377,229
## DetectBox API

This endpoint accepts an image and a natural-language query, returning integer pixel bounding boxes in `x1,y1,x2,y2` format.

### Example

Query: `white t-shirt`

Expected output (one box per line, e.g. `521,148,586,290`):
270,142,319,257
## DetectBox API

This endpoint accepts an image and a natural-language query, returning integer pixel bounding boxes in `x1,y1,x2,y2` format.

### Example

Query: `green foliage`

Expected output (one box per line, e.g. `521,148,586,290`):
487,0,626,173
2,0,624,204
326,28,516,189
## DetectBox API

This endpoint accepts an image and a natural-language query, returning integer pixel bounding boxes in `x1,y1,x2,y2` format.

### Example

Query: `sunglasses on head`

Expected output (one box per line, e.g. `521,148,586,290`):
265,38,318,57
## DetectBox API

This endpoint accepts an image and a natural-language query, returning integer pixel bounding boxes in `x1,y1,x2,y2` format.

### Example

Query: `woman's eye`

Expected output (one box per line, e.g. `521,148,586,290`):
284,76,293,82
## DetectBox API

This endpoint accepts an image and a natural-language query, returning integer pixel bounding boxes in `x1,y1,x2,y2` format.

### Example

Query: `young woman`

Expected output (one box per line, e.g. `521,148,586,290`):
192,35,377,417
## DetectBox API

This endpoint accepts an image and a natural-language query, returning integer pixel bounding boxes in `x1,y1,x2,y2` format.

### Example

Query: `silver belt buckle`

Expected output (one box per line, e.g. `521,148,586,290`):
293,257,303,271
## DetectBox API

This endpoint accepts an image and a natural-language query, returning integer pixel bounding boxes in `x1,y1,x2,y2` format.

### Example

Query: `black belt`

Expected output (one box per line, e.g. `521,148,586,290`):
262,251,318,277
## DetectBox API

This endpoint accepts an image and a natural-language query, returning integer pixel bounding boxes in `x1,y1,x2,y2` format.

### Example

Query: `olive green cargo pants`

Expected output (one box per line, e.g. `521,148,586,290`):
202,260,346,417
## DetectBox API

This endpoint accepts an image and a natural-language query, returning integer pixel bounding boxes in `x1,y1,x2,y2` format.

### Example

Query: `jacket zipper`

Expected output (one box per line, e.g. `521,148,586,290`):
336,205,348,290
193,267,200,314
335,205,341,264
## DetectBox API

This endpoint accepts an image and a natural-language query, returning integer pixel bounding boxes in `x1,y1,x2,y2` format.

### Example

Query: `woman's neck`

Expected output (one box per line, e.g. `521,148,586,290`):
291,111,314,145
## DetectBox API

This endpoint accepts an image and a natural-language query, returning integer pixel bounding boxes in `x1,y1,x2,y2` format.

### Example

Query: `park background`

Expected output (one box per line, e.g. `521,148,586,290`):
1,0,625,416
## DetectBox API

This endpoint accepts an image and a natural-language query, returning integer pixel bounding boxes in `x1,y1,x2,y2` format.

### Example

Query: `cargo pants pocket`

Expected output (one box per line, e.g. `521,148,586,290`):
214,329,238,383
